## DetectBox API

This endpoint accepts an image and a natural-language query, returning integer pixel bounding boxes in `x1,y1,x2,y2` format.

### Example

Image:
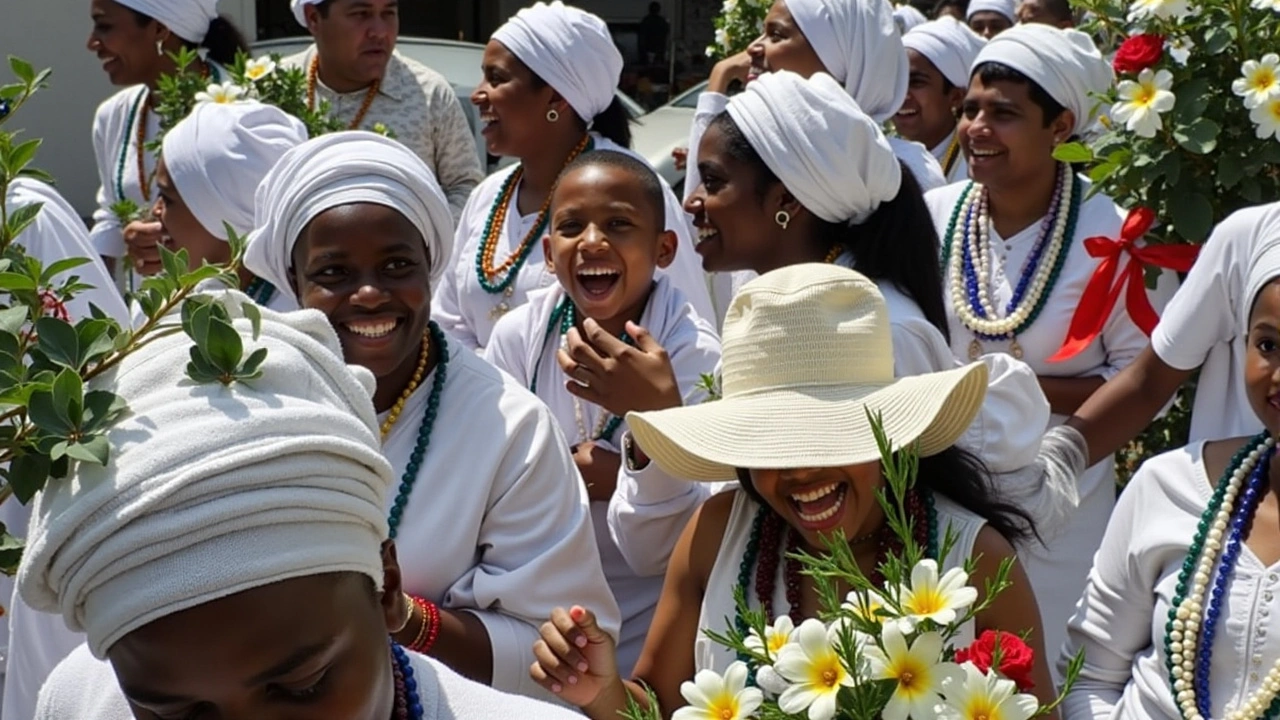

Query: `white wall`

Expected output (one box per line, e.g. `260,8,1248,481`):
0,0,256,219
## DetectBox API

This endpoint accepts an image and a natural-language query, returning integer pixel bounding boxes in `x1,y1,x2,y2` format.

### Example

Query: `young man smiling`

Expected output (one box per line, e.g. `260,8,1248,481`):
285,0,483,221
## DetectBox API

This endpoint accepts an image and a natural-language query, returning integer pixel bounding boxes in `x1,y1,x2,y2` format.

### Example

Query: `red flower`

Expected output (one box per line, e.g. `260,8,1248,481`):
954,630,1036,691
39,290,68,322
1113,34,1165,74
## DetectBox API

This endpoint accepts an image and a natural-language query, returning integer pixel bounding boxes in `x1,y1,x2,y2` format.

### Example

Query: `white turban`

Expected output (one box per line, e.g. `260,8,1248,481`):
785,0,909,124
163,101,308,241
727,71,902,225
1244,214,1280,332
18,293,393,658
492,2,623,125
291,0,320,26
245,131,455,295
966,0,1017,21
116,0,219,44
973,24,1114,136
894,5,928,33
903,17,987,88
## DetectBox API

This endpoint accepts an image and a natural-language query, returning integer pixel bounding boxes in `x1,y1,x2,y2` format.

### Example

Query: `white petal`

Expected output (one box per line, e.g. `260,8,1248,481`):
692,668,727,703
779,684,821,714
723,662,749,694
808,691,839,720
882,691,912,720
738,687,765,716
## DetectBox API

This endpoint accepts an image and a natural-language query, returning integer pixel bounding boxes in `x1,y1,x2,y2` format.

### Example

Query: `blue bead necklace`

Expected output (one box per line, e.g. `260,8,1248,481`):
390,641,425,719
386,322,448,540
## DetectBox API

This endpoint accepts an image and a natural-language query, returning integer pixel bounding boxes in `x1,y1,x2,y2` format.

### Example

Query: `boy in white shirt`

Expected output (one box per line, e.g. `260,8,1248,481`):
484,150,721,677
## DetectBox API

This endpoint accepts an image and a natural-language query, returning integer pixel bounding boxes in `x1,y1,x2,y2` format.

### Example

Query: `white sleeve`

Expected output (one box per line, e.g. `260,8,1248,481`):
88,103,126,260
656,178,717,326
482,309,531,387
432,198,483,352
682,91,730,203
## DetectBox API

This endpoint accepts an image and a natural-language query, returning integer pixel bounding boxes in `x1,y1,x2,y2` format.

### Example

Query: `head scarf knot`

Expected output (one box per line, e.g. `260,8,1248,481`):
903,17,987,88
117,0,219,44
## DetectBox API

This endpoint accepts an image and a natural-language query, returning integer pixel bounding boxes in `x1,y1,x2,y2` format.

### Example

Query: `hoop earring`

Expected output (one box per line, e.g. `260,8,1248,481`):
775,211,791,230
546,109,560,123
156,39,165,57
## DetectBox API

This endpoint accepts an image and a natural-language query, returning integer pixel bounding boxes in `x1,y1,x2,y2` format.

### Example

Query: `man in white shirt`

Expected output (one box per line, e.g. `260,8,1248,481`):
286,0,483,220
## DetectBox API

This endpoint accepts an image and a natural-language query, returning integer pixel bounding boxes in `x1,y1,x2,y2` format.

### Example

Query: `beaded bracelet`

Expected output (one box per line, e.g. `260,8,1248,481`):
408,595,442,655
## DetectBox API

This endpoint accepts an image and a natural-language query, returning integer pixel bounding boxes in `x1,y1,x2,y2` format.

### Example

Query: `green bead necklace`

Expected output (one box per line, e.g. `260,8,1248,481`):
386,321,449,540
529,296,631,443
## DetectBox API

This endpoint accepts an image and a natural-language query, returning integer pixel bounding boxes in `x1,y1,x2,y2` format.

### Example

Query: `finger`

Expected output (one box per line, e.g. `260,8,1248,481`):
532,639,579,688
564,328,610,371
529,657,566,695
551,606,593,653
580,319,631,358
540,617,589,673
556,347,601,387
624,322,663,354
569,605,613,645
564,377,607,408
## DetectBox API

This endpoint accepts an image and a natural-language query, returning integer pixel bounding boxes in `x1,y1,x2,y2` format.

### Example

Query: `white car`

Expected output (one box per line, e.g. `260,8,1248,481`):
629,81,706,194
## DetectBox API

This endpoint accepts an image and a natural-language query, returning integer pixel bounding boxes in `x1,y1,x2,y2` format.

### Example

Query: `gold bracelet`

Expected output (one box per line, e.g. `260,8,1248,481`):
391,592,414,634
409,596,432,651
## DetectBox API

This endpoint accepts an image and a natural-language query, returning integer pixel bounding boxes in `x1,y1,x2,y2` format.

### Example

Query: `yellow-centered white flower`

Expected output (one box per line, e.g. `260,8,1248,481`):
745,615,797,658
1252,0,1280,13
1250,97,1280,140
1112,68,1176,138
1127,0,1191,21
1233,54,1280,109
673,661,764,720
865,623,958,720
897,559,979,628
194,82,246,106
244,56,277,82
938,662,1039,720
774,619,856,720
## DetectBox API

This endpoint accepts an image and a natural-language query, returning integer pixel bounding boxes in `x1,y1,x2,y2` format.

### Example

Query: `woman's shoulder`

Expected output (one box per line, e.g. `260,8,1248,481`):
457,166,519,230
92,85,146,133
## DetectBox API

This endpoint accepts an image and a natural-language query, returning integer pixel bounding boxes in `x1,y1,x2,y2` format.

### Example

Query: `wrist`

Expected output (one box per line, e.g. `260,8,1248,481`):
583,677,633,720
406,594,442,654
622,432,650,472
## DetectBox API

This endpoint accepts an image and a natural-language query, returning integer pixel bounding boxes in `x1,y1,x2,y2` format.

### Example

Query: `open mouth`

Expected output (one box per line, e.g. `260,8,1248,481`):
968,147,1003,159
787,482,849,531
694,224,719,247
1269,393,1280,411
896,108,920,118
343,317,402,340
576,266,621,300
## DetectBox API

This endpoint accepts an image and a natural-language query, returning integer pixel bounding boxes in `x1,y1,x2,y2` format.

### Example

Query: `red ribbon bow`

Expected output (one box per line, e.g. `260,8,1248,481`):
1048,208,1200,363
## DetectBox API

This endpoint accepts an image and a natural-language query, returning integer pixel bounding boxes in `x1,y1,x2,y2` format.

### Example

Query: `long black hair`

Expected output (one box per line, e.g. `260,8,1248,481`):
131,11,249,67
709,112,950,341
529,74,633,150
736,445,1038,545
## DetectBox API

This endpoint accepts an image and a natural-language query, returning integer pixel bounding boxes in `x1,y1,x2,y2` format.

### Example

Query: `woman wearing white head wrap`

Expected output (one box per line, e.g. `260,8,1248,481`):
966,0,1017,37
432,1,713,351
84,0,248,278
18,295,583,719
246,131,621,703
1059,239,1280,720
894,3,929,32
898,17,986,182
156,100,308,313
925,21,1177,663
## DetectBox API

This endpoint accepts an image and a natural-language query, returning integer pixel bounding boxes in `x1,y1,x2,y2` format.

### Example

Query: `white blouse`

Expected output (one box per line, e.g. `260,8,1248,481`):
484,276,721,676
930,128,970,186
1061,442,1280,720
382,337,621,701
1150,202,1280,444
431,133,715,352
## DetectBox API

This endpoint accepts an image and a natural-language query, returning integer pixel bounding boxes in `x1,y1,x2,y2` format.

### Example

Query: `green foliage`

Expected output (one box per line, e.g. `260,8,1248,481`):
707,0,772,59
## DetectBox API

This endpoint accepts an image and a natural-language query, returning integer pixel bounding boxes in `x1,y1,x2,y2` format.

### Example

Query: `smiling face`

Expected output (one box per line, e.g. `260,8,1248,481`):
958,74,1070,192
87,0,166,87
967,10,1014,38
153,160,230,272
290,203,430,398
473,41,560,159
745,0,829,83
895,50,964,150
544,162,675,332
1246,281,1280,436
108,565,402,720
749,462,885,550
307,0,398,91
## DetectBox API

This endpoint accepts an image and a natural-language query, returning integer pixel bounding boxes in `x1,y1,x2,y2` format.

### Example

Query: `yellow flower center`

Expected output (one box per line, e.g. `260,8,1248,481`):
822,668,839,687
1267,99,1280,121
904,587,946,616
900,671,916,689
1134,83,1157,107
1252,68,1277,92
963,693,1002,720
891,656,932,697
708,692,740,720
247,68,265,80
768,633,789,654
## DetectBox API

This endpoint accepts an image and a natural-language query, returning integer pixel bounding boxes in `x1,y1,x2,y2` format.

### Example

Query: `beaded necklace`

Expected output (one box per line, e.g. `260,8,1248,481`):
390,642,425,720
307,55,380,130
381,332,432,438
475,136,594,319
244,276,276,306
823,244,846,265
941,163,1080,360
1164,432,1280,720
116,66,222,205
733,490,938,676
386,322,449,540
940,131,962,178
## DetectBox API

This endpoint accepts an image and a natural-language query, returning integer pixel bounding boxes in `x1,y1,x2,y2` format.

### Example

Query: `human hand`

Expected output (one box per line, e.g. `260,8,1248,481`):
709,51,753,93
530,606,623,710
573,442,621,502
557,320,684,418
123,220,168,275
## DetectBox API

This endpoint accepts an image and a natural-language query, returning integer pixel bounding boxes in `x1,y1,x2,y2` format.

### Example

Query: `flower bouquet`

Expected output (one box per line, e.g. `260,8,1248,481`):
707,0,772,59
623,415,1082,720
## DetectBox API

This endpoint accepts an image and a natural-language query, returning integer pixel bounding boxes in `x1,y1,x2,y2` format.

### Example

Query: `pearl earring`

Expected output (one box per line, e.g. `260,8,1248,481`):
775,211,791,230
546,109,560,123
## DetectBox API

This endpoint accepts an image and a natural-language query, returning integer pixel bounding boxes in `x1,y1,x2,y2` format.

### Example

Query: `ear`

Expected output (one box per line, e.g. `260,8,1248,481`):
1050,109,1076,145
378,540,405,632
654,229,678,270
305,5,323,35
546,89,573,120
778,189,805,219
542,235,555,272
947,85,967,114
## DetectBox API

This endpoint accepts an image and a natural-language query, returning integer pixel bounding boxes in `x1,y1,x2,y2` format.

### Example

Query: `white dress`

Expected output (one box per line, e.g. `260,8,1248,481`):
484,277,722,677
431,133,715,352
1061,442,1280,720
697,491,984,673
1150,202,1280,443
34,643,586,719
381,336,621,701
926,178,1178,663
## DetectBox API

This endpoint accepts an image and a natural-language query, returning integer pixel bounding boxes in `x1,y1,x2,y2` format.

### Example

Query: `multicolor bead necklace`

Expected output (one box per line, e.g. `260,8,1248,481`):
380,332,432,438
529,296,631,443
390,642,425,719
244,276,276,306
307,55,380,130
386,322,448,540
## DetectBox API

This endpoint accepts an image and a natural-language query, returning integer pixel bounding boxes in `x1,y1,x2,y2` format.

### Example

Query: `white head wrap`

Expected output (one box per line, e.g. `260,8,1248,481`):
727,71,902,225
972,24,1114,136
903,17,987,88
1243,214,1280,332
162,101,308,241
245,131,455,295
18,293,393,658
894,5,928,33
784,0,909,124
966,0,1017,21
116,0,219,44
492,2,623,124
292,0,321,26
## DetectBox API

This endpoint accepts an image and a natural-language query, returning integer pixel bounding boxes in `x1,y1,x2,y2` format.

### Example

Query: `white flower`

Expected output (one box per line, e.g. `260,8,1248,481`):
1127,0,1191,21
1111,68,1176,138
244,56,277,82
745,615,796,659
1252,0,1280,11
865,623,959,720
715,27,732,51
843,588,890,624
938,662,1040,720
756,664,792,694
1167,36,1194,66
1250,97,1280,140
673,662,764,720
194,82,246,105
722,0,740,12
897,560,979,629
1233,54,1280,109
774,619,856,720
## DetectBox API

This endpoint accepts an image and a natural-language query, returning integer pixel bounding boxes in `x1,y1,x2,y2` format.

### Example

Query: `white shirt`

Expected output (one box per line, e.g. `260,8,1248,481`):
35,643,585,719
927,178,1178,663
484,277,721,677
432,134,715,352
930,128,970,186
1150,202,1280,443
1061,442,1280,720
382,337,620,701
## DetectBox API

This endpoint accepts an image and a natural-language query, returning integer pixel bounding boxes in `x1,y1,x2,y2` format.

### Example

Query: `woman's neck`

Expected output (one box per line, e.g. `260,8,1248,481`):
373,335,439,414
515,132,589,216
985,162,1061,239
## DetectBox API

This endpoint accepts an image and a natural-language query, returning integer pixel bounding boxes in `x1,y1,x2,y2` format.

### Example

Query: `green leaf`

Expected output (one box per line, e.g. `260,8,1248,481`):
77,319,116,366
1172,77,1210,123
27,389,71,436
158,245,188,283
0,525,24,575
64,435,109,466
51,368,84,427
186,346,223,383
1204,24,1233,55
1217,153,1245,190
7,137,40,174
242,302,262,340
1155,152,1182,187
0,83,24,100
16,166,54,185
8,57,34,85
1053,142,1095,163
1088,160,1119,183
1173,118,1220,155
35,316,79,369
39,257,91,285
0,306,27,335
82,390,127,433
204,316,243,374
1169,190,1214,242
238,346,269,380
7,453,51,504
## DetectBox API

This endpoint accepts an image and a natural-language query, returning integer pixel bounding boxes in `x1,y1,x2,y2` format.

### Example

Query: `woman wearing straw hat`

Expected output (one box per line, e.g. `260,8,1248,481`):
529,263,1056,717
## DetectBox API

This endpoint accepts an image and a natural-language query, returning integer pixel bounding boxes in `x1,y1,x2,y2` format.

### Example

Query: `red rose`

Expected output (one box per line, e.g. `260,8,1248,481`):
1113,34,1165,74
954,630,1036,691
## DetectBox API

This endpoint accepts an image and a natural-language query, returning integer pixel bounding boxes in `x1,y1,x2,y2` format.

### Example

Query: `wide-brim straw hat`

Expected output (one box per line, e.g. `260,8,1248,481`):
626,264,988,481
